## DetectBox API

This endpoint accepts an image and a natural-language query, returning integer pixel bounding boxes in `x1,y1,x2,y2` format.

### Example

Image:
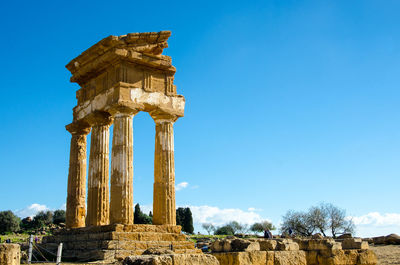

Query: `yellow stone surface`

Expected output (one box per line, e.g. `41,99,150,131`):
124,254,219,265
209,238,378,265
357,250,378,265
65,123,90,228
212,251,267,265
110,112,135,225
65,31,185,229
274,251,307,265
152,114,177,226
86,114,112,226
0,244,20,265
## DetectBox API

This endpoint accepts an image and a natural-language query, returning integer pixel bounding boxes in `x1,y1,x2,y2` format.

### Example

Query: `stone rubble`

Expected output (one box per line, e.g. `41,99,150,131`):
210,237,377,265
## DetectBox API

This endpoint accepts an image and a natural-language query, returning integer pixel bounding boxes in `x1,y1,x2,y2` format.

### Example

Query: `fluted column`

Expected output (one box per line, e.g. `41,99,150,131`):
151,113,177,225
110,111,137,224
86,113,112,226
65,123,90,228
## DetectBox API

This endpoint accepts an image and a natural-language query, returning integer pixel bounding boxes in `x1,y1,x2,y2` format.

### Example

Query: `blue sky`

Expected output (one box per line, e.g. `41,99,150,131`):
1,0,399,237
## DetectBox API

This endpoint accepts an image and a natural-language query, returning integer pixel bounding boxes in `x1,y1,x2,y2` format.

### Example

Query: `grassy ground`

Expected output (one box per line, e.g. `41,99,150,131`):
370,245,400,265
0,233,30,243
188,234,259,243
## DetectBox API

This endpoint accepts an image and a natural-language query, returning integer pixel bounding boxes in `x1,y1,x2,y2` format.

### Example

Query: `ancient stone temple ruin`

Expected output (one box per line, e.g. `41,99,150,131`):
64,30,183,229
41,31,212,262
40,31,378,265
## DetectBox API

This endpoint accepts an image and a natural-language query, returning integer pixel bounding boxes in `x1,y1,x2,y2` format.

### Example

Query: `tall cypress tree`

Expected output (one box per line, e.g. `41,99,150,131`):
175,207,194,234
134,204,142,223
134,204,152,224
183,208,194,234
176,207,185,227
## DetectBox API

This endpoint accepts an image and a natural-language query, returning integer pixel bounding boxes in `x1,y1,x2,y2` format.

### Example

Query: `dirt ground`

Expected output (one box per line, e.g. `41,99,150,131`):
371,245,400,265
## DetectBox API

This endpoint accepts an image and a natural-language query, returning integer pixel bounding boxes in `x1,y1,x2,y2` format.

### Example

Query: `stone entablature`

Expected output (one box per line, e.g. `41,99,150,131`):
65,31,184,229
65,31,184,124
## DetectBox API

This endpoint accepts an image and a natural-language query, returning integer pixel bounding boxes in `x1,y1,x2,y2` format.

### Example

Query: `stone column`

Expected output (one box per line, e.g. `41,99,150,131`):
86,113,112,226
151,113,177,225
65,123,90,228
110,111,137,225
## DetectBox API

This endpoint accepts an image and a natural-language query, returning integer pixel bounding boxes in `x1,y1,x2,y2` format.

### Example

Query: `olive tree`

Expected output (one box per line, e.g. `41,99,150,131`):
323,203,355,238
280,203,355,238
0,211,20,234
202,223,215,235
250,220,276,234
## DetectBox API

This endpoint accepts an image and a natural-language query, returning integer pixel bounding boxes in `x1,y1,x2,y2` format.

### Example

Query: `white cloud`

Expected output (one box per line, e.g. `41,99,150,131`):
60,203,66,210
348,212,400,238
351,212,400,226
248,207,263,212
140,204,153,216
132,204,265,228
189,205,265,226
176,182,189,191
15,203,49,218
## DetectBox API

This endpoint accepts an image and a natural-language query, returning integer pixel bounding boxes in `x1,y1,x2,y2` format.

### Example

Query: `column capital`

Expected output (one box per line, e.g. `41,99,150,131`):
108,106,139,118
150,110,178,124
85,111,113,127
66,122,91,135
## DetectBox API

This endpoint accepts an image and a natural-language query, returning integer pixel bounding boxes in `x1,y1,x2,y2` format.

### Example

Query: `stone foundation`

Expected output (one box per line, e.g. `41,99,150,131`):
211,238,377,265
40,224,200,262
123,253,219,265
0,244,20,265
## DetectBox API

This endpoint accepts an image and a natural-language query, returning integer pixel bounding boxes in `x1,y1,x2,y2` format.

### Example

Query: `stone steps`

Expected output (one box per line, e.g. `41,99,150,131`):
43,231,187,243
40,224,196,262
60,248,202,261
39,243,201,261
42,239,195,251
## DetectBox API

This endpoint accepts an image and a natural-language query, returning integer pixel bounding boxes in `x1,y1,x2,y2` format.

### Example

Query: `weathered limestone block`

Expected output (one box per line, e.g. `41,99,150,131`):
307,239,342,251
212,251,267,265
342,238,369,250
276,239,299,251
171,254,220,265
259,240,277,251
124,254,219,265
124,255,173,265
0,244,20,265
151,113,177,226
73,85,185,122
274,250,307,265
231,239,260,252
142,248,174,255
65,123,90,228
293,239,308,250
211,240,224,252
110,112,136,225
266,251,274,265
317,249,377,265
86,113,112,226
211,239,231,252
357,250,377,265
66,31,185,125
305,250,318,265
223,240,233,252
317,249,358,265
121,224,182,234
108,231,186,241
